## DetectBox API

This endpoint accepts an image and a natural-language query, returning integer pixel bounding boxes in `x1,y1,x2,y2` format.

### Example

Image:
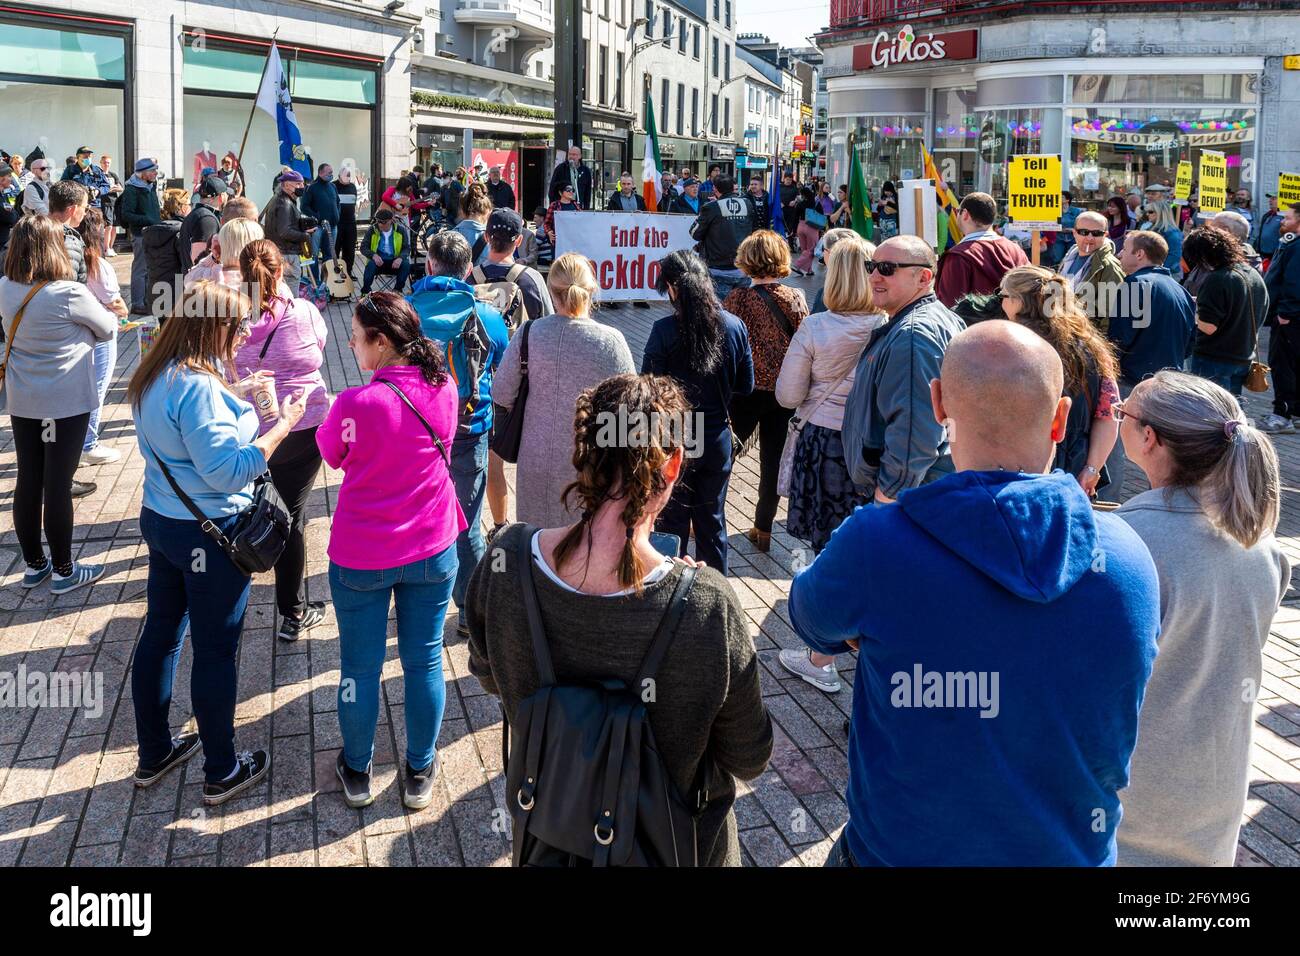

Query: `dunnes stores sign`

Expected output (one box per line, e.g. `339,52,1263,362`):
852,24,979,72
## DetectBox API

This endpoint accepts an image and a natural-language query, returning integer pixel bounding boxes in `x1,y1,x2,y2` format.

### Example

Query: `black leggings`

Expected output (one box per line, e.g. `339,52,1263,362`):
337,219,358,277
12,412,91,570
268,426,323,619
729,390,794,534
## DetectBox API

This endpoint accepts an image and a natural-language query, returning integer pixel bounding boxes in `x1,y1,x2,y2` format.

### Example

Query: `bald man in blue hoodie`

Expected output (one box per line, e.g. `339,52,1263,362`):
791,320,1160,866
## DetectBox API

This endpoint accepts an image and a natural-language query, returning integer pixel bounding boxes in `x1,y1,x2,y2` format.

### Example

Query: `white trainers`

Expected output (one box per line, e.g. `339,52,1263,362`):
105,249,118,258
778,648,841,693
80,444,122,465
1257,414,1295,434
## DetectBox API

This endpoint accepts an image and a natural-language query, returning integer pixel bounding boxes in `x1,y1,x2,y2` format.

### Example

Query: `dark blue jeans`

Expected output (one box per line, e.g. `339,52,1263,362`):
824,831,857,867
1190,355,1249,396
360,256,412,294
656,430,734,573
330,545,457,772
449,430,489,607
132,508,251,783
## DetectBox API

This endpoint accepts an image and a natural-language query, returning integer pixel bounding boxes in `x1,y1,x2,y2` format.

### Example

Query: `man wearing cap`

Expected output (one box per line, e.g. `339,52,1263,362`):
359,208,411,295
471,207,554,329
547,145,593,209
264,169,315,284
484,165,515,211
65,147,113,214
123,158,163,314
669,177,701,216
179,174,229,271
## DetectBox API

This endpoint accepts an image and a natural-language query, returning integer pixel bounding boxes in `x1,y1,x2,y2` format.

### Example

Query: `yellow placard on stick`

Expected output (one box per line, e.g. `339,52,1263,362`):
1199,150,1227,214
1007,154,1062,229
1279,172,1300,209
1174,161,1193,204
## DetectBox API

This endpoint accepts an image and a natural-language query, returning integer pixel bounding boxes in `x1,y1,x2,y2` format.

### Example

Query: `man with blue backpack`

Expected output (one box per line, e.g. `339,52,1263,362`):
407,230,510,626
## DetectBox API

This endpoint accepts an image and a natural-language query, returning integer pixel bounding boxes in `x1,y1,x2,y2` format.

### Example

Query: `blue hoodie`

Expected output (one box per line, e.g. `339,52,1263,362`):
789,470,1159,866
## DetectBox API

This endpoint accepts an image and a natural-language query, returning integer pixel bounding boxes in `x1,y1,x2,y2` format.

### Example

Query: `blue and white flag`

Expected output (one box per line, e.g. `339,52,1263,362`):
767,163,785,239
255,42,312,178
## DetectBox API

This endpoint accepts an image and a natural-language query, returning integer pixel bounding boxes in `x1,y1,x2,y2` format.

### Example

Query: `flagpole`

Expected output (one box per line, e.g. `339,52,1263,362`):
234,28,280,180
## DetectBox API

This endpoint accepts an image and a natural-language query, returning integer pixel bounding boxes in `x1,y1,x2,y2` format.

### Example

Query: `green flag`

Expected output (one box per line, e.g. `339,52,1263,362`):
849,143,874,242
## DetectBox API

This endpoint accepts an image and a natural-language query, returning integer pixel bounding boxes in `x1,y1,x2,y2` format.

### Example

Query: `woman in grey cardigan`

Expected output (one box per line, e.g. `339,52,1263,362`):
0,216,116,594
493,253,635,528
1114,370,1290,866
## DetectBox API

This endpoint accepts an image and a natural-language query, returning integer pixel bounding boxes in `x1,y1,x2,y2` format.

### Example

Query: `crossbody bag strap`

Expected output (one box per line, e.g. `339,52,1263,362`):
634,566,699,688
753,285,796,340
1,281,50,377
380,379,450,465
793,362,854,431
519,313,532,375
1236,266,1262,358
257,300,290,363
137,432,234,548
515,523,557,686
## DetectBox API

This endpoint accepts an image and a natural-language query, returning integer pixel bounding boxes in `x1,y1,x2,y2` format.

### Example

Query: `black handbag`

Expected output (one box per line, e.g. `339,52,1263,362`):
142,436,291,576
490,319,532,463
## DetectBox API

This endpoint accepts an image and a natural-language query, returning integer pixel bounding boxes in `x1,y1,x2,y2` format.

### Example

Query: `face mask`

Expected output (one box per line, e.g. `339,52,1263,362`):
79,156,90,167
323,173,334,182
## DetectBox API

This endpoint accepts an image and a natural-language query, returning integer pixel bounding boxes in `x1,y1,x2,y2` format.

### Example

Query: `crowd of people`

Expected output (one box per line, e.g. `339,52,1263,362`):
0,141,1297,867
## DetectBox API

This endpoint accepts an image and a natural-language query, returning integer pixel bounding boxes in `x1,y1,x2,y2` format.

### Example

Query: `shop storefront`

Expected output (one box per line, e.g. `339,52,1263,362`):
822,11,1293,219
182,32,381,209
415,127,548,213
710,143,736,180
0,10,132,174
584,116,631,210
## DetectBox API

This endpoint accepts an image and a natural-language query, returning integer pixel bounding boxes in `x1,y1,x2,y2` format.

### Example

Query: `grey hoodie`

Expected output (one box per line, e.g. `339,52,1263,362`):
840,293,965,496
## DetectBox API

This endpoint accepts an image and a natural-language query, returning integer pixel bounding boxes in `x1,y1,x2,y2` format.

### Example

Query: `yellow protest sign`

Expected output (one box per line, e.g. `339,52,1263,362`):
1007,154,1061,229
1279,172,1300,209
1174,161,1193,203
1199,150,1227,214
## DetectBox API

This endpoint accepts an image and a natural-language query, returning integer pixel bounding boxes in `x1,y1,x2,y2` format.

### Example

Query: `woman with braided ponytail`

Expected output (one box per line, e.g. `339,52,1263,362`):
644,249,754,571
465,373,773,866
1001,265,1120,497
318,291,467,812
1114,370,1289,866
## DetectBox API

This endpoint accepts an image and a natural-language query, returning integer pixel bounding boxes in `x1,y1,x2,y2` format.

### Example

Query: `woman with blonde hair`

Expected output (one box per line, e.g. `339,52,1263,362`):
773,234,887,693
723,229,810,552
185,217,264,289
493,252,635,527
128,280,307,803
1115,370,1289,865
1140,199,1184,277
1001,265,1120,497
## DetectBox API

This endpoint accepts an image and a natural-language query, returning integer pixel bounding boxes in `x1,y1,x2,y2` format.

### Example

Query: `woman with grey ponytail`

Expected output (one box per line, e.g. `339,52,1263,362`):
1114,370,1290,866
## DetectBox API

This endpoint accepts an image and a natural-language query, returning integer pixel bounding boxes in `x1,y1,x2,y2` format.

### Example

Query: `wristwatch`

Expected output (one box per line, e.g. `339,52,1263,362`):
1081,465,1099,479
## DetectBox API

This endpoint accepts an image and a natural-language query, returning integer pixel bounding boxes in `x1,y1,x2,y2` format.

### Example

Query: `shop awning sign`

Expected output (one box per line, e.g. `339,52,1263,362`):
1174,161,1193,203
1278,172,1300,209
1199,150,1227,214
1007,154,1062,230
852,26,978,72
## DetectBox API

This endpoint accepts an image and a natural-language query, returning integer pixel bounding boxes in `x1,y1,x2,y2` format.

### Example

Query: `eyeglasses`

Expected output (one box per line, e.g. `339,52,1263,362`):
234,316,252,338
1112,401,1151,429
864,260,932,277
1074,228,1106,238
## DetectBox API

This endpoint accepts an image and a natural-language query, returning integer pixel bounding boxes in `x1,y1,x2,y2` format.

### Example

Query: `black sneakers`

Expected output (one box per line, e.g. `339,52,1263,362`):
134,733,202,787
277,601,326,641
337,751,374,808
202,749,270,805
70,480,97,498
403,756,440,810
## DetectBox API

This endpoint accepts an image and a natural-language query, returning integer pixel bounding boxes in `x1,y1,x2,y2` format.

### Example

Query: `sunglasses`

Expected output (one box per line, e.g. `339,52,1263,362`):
1075,228,1106,238
865,261,931,277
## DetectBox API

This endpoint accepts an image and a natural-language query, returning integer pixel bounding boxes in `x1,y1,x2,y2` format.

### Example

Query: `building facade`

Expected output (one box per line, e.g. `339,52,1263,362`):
819,0,1300,215
2,0,417,210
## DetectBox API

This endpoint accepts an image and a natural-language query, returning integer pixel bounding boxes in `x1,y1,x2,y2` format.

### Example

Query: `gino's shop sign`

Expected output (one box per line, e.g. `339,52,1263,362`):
852,24,979,72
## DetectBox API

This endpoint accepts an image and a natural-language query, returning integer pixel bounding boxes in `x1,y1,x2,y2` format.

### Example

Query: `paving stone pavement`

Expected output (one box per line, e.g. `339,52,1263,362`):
0,260,1298,867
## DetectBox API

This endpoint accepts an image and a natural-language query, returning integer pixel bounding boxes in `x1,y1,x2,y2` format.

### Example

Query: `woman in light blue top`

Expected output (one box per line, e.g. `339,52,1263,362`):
127,280,306,805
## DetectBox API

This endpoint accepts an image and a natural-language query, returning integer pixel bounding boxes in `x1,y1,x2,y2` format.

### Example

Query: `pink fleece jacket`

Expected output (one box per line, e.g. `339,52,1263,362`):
233,293,330,436
316,365,467,570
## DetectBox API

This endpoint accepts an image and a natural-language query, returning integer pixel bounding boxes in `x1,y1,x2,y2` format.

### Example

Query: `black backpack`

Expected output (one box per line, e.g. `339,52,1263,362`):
504,526,712,867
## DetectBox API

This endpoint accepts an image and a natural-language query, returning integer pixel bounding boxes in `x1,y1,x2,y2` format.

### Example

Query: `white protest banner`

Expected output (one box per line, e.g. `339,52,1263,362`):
553,210,697,301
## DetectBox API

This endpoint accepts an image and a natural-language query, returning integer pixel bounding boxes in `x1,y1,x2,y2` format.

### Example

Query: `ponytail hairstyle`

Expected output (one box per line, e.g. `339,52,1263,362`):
555,373,692,594
238,239,284,317
548,252,599,317
353,291,448,386
77,206,107,279
1000,264,1118,393
1131,370,1280,549
461,181,492,219
654,249,725,374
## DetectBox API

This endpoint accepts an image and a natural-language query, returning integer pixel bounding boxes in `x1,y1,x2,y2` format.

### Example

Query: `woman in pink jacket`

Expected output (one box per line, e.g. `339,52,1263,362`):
318,291,467,812
235,239,330,641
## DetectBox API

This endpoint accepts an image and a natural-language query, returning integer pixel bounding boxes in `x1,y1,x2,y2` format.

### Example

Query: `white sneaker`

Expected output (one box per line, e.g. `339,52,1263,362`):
778,648,841,693
1257,414,1295,434
81,444,122,465
105,249,118,258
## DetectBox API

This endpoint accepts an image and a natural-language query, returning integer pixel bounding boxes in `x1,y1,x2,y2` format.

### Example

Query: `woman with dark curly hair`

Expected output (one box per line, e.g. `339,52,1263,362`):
1183,225,1269,396
319,291,466,812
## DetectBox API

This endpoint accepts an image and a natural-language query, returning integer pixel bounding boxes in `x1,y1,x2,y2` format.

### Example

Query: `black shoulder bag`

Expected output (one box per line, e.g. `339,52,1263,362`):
490,319,532,463
753,284,797,339
504,525,712,866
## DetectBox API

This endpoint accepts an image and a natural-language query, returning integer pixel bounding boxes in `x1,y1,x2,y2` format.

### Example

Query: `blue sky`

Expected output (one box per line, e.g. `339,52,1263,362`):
736,0,831,48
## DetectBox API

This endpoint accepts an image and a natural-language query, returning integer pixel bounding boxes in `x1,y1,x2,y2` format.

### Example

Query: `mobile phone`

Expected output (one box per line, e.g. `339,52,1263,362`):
649,531,682,558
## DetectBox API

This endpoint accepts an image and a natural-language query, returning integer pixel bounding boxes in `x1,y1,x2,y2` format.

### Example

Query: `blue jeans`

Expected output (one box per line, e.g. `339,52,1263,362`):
307,221,336,284
449,430,489,607
133,508,251,783
330,545,458,772
1190,355,1249,396
84,333,117,452
824,831,857,867
361,256,412,294
709,268,750,302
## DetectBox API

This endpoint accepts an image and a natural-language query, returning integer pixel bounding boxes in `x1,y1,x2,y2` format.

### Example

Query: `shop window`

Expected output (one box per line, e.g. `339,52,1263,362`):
2,78,123,176
183,44,375,105
932,86,978,194
0,24,124,82
1070,73,1255,106
840,115,928,225
974,107,1060,212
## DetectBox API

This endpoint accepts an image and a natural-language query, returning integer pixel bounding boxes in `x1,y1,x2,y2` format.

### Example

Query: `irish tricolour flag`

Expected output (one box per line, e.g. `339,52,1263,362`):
642,89,663,212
